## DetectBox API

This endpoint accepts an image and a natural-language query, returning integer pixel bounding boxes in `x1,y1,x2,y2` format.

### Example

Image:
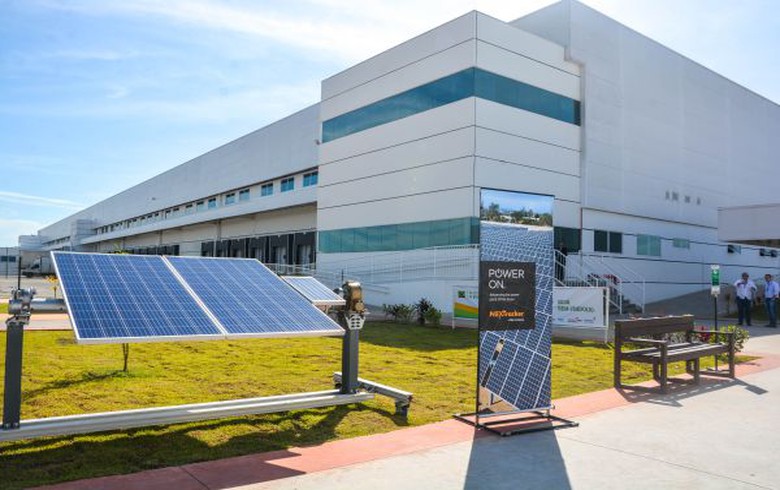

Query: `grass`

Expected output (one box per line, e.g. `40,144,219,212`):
0,302,7,314
0,322,754,488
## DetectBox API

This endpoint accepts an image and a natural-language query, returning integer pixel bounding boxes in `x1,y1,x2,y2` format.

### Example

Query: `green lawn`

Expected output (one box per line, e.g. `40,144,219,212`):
0,322,752,488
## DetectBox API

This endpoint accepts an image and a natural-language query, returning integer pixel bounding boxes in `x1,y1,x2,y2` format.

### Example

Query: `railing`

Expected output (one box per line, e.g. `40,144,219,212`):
268,244,645,314
556,251,646,314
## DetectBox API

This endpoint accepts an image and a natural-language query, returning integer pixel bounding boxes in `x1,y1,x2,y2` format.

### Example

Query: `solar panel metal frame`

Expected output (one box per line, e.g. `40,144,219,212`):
166,256,345,340
52,252,226,345
281,276,346,307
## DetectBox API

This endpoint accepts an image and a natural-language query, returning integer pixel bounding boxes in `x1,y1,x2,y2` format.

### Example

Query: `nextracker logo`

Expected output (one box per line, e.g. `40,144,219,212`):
488,310,526,319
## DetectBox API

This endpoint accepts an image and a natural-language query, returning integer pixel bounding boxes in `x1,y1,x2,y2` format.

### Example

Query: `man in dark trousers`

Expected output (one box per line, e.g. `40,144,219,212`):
734,272,757,326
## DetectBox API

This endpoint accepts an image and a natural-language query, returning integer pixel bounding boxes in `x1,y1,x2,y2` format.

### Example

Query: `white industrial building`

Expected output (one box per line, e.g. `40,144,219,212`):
22,1,780,311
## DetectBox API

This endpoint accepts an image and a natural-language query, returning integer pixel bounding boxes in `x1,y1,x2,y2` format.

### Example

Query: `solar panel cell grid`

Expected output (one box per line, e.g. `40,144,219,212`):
53,253,222,342
167,257,343,337
282,276,345,306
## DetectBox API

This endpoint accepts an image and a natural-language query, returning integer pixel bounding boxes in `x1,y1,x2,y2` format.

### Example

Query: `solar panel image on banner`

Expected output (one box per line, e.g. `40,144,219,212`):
282,276,346,307
52,252,223,344
479,221,554,412
167,257,344,338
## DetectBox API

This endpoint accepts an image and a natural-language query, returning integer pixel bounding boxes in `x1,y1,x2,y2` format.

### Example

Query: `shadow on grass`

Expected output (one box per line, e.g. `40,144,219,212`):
1,403,390,489
360,322,476,352
22,370,132,400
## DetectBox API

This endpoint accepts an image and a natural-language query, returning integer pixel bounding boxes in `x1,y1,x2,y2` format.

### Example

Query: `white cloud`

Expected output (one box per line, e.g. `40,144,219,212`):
0,191,83,211
37,0,556,62
0,218,44,247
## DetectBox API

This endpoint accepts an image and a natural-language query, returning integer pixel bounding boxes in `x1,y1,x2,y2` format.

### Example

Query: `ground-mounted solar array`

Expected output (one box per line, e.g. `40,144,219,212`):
479,221,553,411
168,257,343,337
52,252,344,344
282,276,346,306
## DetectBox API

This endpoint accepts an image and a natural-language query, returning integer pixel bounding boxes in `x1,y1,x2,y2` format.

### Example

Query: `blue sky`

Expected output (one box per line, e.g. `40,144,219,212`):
481,189,553,216
1,0,778,246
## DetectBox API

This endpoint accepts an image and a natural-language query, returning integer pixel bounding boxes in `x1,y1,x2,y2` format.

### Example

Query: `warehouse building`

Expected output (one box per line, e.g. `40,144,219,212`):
22,0,780,310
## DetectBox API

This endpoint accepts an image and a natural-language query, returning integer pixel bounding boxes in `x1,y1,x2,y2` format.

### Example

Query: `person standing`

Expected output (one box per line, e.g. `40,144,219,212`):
734,272,757,326
764,273,779,328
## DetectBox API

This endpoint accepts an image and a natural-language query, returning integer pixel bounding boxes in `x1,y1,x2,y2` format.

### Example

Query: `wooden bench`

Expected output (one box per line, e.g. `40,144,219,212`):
614,315,735,393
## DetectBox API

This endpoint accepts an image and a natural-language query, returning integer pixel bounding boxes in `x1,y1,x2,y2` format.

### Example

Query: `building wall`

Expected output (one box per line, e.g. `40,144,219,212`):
512,0,780,301
37,104,321,245
318,12,582,253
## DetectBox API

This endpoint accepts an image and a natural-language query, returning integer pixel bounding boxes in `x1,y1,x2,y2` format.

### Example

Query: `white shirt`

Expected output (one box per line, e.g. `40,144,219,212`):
765,280,780,299
734,278,757,300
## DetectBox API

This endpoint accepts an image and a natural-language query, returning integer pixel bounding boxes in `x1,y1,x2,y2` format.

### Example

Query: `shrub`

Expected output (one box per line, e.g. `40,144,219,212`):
415,298,433,325
382,303,415,323
424,306,443,326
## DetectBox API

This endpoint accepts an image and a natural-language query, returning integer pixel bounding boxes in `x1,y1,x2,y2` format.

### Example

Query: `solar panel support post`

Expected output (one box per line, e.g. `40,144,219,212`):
3,317,26,430
340,327,360,394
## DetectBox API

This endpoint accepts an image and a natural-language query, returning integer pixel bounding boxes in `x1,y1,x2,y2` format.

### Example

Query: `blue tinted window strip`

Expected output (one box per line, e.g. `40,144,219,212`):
322,68,579,142
318,217,480,253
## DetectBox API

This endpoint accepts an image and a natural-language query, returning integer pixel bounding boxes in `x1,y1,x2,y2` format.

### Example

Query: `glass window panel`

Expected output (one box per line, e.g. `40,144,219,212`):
594,230,608,252
609,232,623,254
322,68,579,142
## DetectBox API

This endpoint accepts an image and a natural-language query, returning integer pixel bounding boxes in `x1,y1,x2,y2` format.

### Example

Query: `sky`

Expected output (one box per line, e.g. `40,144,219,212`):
1,0,778,246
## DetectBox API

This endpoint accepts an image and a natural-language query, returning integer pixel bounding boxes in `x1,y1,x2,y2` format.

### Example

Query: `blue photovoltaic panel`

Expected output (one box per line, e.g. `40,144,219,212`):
167,257,344,337
52,252,222,343
282,276,346,306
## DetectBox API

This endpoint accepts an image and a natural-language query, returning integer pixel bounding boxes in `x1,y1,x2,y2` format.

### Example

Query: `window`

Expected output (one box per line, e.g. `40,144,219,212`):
239,189,250,202
672,238,690,249
207,198,217,209
261,183,273,196
727,244,741,254
554,227,581,253
321,67,581,142
637,234,661,257
196,201,205,211
185,204,194,214
225,192,236,205
594,230,622,254
281,177,294,192
319,217,478,253
303,171,318,187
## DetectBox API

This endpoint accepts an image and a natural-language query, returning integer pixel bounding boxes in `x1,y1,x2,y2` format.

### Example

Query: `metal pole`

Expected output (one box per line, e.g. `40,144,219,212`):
714,296,719,371
2,320,25,430
340,328,359,394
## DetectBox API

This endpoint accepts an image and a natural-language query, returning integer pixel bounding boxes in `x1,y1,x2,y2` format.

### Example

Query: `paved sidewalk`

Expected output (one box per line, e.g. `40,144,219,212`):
37,327,780,490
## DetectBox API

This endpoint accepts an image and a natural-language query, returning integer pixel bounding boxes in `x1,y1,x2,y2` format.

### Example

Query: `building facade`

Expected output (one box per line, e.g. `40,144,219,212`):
23,1,780,309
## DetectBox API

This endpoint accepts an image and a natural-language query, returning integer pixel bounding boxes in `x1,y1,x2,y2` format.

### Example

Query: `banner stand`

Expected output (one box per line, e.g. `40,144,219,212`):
453,408,578,437
453,188,578,437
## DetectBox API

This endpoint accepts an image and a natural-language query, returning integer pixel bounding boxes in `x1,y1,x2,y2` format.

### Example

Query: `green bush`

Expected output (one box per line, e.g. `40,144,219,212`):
415,298,433,325
381,303,415,323
424,306,443,326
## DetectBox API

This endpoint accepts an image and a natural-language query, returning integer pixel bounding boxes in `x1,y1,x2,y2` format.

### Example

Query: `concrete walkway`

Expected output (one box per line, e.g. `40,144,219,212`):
37,326,780,490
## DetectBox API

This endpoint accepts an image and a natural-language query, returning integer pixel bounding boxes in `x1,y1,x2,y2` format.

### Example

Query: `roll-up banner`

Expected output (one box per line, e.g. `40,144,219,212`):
477,189,554,419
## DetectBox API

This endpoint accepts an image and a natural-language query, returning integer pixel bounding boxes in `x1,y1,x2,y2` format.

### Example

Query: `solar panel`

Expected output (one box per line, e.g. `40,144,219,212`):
282,276,346,307
52,252,223,344
479,221,553,411
166,257,344,338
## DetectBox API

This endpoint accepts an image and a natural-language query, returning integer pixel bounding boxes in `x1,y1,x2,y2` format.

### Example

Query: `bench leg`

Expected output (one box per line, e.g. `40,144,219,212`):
614,356,622,389
692,358,700,384
728,350,735,378
653,362,660,382
659,362,668,394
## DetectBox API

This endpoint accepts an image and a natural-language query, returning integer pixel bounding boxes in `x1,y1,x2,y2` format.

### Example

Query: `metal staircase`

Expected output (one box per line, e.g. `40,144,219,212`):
554,251,645,315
